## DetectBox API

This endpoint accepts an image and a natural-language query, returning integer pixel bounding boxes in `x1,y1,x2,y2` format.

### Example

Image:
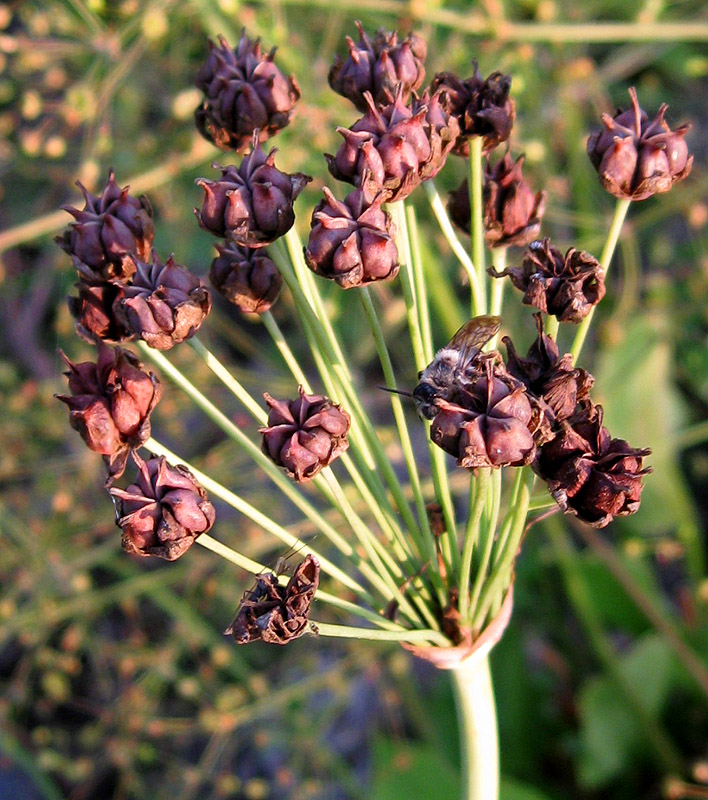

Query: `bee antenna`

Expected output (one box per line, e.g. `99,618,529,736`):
378,386,415,398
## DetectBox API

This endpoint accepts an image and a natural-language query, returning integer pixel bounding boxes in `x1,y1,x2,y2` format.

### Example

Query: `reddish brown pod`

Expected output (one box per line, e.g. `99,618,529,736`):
587,87,692,201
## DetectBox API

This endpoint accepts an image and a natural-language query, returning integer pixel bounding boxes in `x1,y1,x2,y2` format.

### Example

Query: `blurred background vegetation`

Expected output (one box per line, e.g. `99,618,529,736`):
2,1,708,798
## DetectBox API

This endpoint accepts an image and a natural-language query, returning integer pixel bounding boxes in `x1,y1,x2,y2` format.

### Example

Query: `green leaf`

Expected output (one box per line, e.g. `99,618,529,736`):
370,737,458,800
577,633,677,788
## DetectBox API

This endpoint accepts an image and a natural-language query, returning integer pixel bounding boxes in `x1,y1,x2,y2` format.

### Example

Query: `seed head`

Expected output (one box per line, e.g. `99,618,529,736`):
67,280,134,345
225,554,320,645
328,21,426,112
260,387,350,482
587,87,692,201
110,452,216,560
194,31,301,153
304,182,399,288
209,241,283,313
116,253,212,350
56,170,154,281
56,343,161,483
432,62,515,156
195,136,311,246
490,238,606,323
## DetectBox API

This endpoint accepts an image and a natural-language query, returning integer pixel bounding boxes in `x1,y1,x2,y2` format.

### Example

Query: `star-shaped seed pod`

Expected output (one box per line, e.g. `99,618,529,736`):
431,62,515,156
325,87,459,203
449,152,545,248
328,21,426,112
503,314,594,423
194,31,301,153
209,241,283,314
56,343,162,484
115,253,212,350
67,280,134,345
587,87,692,201
535,400,651,528
304,181,399,288
110,452,216,560
195,135,311,246
225,554,320,645
56,170,154,282
490,238,606,323
260,387,350,482
430,360,537,469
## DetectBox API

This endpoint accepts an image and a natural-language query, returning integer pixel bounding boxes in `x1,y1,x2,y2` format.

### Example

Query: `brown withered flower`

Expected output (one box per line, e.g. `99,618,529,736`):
225,554,320,645
209,241,282,313
448,153,545,248
325,88,458,203
328,21,426,112
431,62,515,156
535,401,651,528
67,280,134,344
504,314,593,423
260,387,350,482
116,253,212,350
490,238,606,323
194,31,301,153
430,360,537,469
56,343,161,483
110,452,215,560
587,87,692,201
195,136,311,246
304,182,399,288
56,170,154,282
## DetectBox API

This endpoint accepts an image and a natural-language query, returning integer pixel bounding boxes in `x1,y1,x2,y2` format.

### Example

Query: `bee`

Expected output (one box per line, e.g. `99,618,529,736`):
383,315,501,419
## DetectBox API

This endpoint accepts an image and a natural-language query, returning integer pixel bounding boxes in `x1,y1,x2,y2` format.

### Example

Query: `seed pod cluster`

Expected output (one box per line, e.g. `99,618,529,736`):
260,387,351,482
490,238,606,323
58,171,211,348
328,22,427,112
587,87,692,201
449,152,545,248
226,555,320,645
432,62,515,156
56,343,162,483
110,453,216,560
194,31,301,153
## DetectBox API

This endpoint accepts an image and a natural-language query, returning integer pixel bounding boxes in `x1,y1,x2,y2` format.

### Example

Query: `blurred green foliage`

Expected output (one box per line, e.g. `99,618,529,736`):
1,1,708,798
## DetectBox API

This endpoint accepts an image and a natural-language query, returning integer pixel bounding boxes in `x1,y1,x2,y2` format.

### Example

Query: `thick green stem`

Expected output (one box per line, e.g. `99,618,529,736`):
571,198,632,362
451,655,499,800
469,137,487,315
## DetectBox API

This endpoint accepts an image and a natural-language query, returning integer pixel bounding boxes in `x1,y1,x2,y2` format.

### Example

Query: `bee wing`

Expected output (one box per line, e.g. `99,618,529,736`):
447,315,502,352
447,316,501,382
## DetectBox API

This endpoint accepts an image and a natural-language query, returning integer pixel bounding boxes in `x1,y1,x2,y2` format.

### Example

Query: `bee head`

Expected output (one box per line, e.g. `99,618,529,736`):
413,382,439,420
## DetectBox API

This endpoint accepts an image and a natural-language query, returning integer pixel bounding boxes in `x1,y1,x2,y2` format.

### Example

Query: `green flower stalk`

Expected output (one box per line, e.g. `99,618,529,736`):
52,26,691,800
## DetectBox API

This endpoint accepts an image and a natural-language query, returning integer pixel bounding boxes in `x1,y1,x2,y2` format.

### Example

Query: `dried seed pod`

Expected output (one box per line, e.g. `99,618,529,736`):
209,241,282,313
304,183,399,288
504,314,594,422
587,87,692,201
194,31,301,153
431,62,515,156
195,136,311,246
110,452,215,560
225,554,320,645
56,170,154,281
328,21,426,112
67,280,134,344
535,401,651,528
260,386,350,482
490,238,606,323
448,153,545,248
116,253,212,350
325,87,458,203
56,343,161,483
430,360,537,469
